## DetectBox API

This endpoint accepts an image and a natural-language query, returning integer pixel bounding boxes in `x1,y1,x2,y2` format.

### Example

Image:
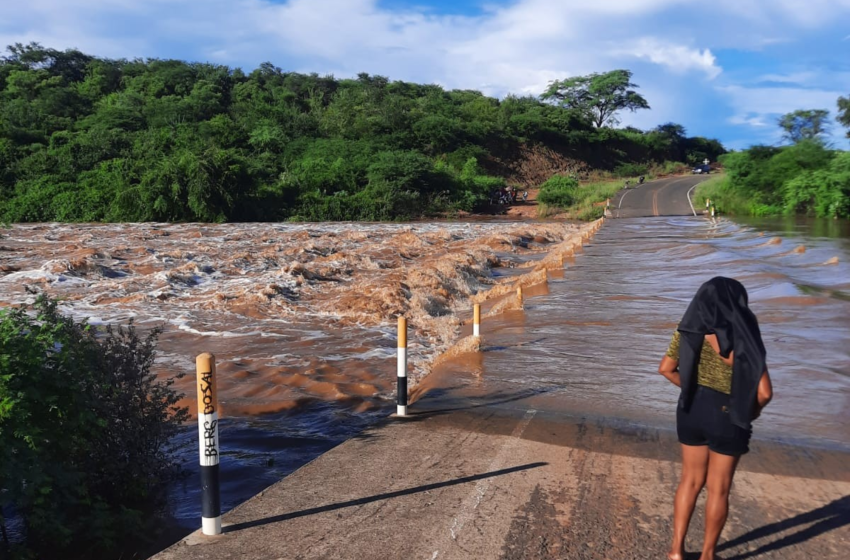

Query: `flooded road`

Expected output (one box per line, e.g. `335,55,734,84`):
2,215,848,546
419,216,850,450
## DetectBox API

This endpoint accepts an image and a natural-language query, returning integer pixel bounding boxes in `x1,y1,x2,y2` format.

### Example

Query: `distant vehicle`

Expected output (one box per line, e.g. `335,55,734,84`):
692,164,711,174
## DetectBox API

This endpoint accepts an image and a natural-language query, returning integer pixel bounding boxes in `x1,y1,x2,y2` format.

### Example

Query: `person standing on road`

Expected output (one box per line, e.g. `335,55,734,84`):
658,277,773,560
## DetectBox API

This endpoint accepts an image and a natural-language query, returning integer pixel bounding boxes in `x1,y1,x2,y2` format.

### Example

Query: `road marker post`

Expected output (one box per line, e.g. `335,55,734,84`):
711,206,716,218
473,304,481,337
397,317,408,417
196,353,221,536
517,286,523,307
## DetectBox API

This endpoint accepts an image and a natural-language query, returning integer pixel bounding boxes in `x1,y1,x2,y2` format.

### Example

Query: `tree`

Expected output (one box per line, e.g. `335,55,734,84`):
838,96,850,138
540,70,650,128
778,109,830,144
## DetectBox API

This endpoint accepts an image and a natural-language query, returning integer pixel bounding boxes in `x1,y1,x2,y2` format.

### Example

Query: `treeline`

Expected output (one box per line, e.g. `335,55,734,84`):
0,44,725,222
699,108,850,219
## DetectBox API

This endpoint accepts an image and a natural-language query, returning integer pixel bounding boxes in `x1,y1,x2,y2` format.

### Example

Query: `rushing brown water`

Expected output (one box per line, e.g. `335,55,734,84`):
2,215,847,545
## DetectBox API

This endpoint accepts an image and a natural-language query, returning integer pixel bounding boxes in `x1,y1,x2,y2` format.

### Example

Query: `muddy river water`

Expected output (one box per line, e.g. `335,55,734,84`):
1,215,848,541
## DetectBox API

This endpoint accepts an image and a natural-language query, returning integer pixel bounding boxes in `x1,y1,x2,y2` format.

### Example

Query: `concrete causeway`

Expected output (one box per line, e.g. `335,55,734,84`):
152,403,850,559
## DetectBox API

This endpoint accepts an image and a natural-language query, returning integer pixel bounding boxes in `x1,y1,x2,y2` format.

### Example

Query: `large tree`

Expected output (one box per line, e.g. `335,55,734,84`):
838,96,850,138
778,109,830,144
541,69,650,128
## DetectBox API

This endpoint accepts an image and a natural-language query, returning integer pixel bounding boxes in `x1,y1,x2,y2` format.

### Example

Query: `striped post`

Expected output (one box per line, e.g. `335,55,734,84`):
473,304,481,337
196,353,221,536
606,198,610,208
711,206,716,218
397,317,408,417
517,286,523,306
706,198,710,208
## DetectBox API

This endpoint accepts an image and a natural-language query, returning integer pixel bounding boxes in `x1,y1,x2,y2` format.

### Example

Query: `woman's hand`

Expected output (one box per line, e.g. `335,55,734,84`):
658,356,681,387
751,370,773,420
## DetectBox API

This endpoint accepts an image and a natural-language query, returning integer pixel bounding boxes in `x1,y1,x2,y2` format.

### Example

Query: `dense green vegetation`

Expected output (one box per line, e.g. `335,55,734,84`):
696,106,850,219
697,144,850,218
0,296,187,558
0,43,726,222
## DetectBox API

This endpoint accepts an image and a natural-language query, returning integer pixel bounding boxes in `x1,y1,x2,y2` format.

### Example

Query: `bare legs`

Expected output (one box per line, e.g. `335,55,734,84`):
702,452,740,560
669,444,708,560
669,446,740,560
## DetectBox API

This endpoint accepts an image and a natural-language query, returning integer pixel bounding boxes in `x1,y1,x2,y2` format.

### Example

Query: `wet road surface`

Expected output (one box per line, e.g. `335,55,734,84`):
614,175,709,218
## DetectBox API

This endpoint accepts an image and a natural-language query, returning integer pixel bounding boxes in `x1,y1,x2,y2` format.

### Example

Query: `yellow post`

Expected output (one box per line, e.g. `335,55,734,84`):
516,286,523,306
396,317,408,416
473,304,481,337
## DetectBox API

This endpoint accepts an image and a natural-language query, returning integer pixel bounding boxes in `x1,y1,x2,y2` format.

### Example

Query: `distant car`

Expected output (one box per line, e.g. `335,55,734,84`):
692,164,711,174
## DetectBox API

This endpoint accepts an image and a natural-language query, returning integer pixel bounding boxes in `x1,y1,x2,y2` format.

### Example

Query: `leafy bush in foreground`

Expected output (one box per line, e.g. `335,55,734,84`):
0,296,188,559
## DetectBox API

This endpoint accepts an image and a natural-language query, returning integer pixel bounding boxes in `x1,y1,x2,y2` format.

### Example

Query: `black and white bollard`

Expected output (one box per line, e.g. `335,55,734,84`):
473,303,481,337
397,317,408,416
196,352,221,536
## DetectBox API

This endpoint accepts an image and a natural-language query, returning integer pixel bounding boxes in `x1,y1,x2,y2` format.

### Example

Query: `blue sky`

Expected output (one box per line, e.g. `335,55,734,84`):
2,0,849,150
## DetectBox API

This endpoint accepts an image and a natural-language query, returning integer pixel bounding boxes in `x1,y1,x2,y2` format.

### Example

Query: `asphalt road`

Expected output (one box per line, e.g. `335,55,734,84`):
612,174,710,218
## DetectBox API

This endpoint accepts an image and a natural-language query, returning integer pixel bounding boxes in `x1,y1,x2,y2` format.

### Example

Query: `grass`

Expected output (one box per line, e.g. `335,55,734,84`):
559,178,632,221
692,173,770,215
540,162,691,221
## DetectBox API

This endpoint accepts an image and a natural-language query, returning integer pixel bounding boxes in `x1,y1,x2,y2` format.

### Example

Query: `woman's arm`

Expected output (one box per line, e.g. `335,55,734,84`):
704,333,734,366
658,356,681,387
752,369,773,420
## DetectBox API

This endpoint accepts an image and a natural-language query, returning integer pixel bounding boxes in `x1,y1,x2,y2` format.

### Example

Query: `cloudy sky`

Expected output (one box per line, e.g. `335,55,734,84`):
2,0,849,149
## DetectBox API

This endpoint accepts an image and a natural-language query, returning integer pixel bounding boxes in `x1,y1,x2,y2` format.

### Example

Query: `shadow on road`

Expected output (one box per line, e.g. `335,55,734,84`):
719,495,850,559
223,461,548,533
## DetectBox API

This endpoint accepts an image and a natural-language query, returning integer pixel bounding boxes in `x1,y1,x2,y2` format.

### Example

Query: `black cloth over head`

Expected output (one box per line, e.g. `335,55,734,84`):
676,277,766,429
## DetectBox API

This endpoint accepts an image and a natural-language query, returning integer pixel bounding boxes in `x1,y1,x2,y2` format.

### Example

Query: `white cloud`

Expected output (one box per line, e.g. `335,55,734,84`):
729,115,769,127
711,0,850,28
720,85,847,146
720,85,843,116
755,72,819,85
612,38,721,79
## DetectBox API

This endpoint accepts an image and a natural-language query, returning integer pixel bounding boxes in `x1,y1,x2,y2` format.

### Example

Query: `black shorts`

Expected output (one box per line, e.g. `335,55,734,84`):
677,385,752,456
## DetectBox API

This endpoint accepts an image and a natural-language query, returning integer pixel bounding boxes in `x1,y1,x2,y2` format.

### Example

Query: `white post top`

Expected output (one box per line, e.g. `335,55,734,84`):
704,158,710,165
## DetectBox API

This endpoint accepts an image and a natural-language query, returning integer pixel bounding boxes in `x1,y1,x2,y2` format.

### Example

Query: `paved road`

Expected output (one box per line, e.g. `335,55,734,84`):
612,175,709,218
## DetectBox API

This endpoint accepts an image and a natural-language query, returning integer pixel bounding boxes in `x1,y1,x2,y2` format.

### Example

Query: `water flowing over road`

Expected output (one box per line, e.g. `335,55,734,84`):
418,216,850,450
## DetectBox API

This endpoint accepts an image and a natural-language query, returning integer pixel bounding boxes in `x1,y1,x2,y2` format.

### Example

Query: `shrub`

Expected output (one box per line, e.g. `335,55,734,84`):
537,175,579,208
613,163,648,178
0,296,188,558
